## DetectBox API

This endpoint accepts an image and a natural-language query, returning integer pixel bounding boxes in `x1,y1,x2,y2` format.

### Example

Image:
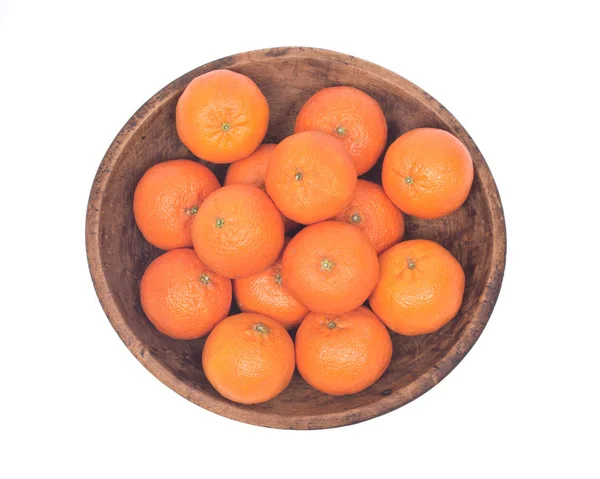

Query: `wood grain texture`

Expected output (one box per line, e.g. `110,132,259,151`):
86,47,507,429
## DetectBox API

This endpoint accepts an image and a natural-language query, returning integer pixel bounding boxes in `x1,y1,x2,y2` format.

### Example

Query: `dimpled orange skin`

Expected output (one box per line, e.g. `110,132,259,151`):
202,313,295,404
176,70,269,164
133,160,220,250
295,307,392,395
192,184,284,279
295,86,388,175
234,238,309,330
369,239,465,336
224,143,276,188
265,131,357,225
224,144,297,232
382,128,474,219
140,249,232,340
335,179,405,255
281,221,379,314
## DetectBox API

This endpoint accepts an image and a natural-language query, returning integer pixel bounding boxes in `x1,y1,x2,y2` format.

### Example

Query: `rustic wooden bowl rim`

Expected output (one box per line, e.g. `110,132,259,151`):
86,46,506,429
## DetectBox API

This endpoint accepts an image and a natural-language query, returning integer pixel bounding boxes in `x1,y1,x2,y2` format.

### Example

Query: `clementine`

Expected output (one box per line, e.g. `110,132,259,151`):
224,144,297,232
369,239,465,335
224,143,276,188
382,128,473,219
202,313,295,404
335,179,404,254
265,131,357,225
295,307,392,395
295,86,388,175
192,184,284,279
176,69,269,164
140,249,231,340
233,238,308,330
133,159,220,250
281,221,378,314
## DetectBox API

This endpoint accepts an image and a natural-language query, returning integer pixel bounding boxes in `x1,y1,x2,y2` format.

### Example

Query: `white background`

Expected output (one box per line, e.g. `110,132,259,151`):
1,1,599,477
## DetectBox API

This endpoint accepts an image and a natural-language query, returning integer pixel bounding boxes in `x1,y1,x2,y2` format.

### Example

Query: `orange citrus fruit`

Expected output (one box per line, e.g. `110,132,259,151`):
295,307,392,395
202,313,295,404
176,69,269,164
192,184,284,279
335,179,404,254
133,160,220,250
140,249,231,339
265,131,357,225
281,221,378,314
382,128,473,219
295,86,387,175
369,239,465,335
233,239,308,330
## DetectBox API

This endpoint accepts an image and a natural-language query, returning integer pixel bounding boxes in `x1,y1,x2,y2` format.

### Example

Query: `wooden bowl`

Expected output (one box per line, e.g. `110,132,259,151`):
86,47,506,429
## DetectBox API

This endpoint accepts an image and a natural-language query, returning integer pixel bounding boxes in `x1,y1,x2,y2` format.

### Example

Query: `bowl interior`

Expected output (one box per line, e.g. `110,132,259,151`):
89,48,502,429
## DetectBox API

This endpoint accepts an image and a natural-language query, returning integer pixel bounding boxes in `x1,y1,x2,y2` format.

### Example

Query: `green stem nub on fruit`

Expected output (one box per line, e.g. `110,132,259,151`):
407,260,416,270
405,176,414,185
186,205,199,215
253,323,269,334
321,259,334,272
199,274,211,285
336,126,346,136
327,321,337,329
215,218,225,228
274,272,283,286
294,172,303,181
351,213,361,224
221,122,231,132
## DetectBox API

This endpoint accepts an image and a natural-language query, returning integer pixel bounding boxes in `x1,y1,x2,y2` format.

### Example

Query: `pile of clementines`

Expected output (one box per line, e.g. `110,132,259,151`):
134,69,473,404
